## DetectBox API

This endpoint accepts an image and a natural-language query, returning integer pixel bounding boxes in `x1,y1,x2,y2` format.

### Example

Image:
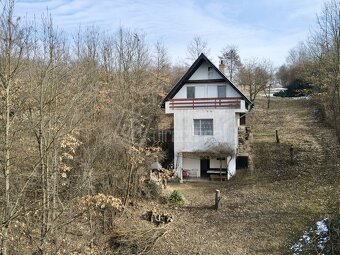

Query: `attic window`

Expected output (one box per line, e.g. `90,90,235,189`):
208,66,213,78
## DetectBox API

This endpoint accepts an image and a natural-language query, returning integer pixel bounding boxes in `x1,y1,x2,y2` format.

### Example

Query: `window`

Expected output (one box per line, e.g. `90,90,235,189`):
187,86,195,98
217,85,226,98
208,66,213,78
194,119,213,135
240,115,246,125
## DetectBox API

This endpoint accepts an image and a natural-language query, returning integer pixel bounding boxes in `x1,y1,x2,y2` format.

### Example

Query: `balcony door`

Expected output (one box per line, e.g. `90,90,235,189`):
217,85,226,98
187,86,195,98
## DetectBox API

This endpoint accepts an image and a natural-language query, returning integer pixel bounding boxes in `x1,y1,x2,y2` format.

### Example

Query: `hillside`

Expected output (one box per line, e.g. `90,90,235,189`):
147,97,340,254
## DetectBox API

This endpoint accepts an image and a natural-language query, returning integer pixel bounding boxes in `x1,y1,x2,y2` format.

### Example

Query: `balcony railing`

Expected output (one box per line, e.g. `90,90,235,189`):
169,97,241,109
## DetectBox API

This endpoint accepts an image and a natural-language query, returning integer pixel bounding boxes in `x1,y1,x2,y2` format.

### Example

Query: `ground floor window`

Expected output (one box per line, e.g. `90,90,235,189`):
194,119,213,135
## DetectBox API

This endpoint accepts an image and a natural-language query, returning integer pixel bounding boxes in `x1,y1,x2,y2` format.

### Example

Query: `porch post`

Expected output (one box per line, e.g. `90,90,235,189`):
175,152,183,183
179,167,183,183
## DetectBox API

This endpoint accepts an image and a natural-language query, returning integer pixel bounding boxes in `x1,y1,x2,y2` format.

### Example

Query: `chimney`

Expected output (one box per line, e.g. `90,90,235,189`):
219,59,225,74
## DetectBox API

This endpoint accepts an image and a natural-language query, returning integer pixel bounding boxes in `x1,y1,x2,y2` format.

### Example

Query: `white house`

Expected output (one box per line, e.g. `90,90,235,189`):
162,54,252,180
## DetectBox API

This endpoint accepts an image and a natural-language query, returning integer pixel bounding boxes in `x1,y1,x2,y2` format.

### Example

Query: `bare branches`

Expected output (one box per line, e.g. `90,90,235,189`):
187,36,210,61
0,2,168,253
219,45,241,82
238,58,273,102
284,0,340,142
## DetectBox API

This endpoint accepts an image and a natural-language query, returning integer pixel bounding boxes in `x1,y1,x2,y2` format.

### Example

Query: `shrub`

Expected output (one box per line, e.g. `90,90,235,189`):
140,181,163,200
168,190,184,205
274,79,312,97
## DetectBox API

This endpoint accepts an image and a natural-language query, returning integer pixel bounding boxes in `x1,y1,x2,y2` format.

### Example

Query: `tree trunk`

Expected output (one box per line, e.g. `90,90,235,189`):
267,85,271,109
123,164,134,209
2,80,11,255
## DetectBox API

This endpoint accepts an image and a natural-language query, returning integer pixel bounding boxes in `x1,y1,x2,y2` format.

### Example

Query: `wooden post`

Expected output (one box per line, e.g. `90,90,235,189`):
219,159,222,182
289,145,294,165
275,130,280,143
215,190,221,210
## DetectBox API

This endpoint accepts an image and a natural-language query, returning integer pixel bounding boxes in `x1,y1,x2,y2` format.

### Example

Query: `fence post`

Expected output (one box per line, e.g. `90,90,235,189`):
275,130,280,143
215,190,221,210
289,145,294,165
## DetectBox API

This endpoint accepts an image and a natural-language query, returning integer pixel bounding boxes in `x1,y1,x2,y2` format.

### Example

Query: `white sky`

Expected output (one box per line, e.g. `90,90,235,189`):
16,0,326,67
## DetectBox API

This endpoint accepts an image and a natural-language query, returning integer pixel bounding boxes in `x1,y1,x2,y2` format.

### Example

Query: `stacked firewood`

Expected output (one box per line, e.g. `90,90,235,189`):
151,168,175,179
144,209,173,226
150,168,175,188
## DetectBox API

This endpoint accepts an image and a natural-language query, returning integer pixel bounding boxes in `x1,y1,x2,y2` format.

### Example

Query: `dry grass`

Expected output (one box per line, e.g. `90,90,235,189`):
149,97,340,255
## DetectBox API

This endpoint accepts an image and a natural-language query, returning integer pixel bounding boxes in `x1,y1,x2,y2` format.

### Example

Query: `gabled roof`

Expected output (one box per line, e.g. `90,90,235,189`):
161,53,252,108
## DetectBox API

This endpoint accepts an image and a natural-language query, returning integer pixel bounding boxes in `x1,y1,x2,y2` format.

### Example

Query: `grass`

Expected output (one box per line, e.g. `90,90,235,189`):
149,97,340,255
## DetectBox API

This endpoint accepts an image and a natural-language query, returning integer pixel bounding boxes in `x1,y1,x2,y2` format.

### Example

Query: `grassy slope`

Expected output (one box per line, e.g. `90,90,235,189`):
151,97,340,255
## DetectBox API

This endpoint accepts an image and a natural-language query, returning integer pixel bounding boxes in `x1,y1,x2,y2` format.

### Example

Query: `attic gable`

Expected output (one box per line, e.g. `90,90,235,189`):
189,61,223,80
161,53,251,107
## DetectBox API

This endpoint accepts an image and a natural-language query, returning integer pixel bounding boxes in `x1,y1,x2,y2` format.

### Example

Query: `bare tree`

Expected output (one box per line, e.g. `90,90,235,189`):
286,0,340,142
276,65,290,87
187,36,210,60
262,62,275,109
309,0,340,142
238,59,272,102
0,3,167,253
151,40,171,105
219,45,241,82
0,1,29,253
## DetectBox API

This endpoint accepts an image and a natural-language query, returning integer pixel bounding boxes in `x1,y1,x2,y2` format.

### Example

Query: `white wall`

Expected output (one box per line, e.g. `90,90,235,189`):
210,158,226,168
173,83,239,99
182,157,201,177
173,109,237,151
173,108,238,178
189,61,222,80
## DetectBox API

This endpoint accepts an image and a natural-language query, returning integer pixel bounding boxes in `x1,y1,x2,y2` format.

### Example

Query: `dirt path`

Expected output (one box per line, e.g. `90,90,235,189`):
151,98,340,255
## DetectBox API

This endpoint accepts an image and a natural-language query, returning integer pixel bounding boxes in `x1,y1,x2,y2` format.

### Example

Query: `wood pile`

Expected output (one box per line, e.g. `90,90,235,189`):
150,168,175,188
144,209,173,226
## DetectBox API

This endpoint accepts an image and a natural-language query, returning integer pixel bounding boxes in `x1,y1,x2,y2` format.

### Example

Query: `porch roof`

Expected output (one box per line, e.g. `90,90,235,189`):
181,151,228,159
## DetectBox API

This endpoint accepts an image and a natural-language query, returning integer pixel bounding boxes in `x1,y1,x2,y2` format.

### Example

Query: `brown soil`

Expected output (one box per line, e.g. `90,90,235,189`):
148,97,340,255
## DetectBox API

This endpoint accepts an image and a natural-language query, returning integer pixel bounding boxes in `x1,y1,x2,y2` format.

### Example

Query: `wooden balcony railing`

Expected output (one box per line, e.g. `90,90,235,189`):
169,97,241,109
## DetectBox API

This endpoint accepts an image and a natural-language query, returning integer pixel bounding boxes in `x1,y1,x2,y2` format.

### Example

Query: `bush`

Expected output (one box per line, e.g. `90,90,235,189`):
140,181,163,200
274,79,312,97
168,190,184,205
110,220,167,255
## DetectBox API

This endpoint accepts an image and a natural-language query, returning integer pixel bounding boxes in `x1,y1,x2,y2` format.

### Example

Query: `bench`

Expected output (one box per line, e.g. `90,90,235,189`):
210,174,228,181
207,170,227,174
183,169,199,178
188,168,199,178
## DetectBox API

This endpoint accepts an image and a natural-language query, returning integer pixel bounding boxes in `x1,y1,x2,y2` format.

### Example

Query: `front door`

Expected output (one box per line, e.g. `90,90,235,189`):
200,158,210,177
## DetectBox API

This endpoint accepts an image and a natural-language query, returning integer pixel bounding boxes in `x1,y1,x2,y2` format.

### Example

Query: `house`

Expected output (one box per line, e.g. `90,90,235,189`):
161,53,252,181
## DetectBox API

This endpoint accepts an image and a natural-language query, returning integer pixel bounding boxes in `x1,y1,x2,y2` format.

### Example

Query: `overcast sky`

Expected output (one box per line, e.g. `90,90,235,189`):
16,0,325,67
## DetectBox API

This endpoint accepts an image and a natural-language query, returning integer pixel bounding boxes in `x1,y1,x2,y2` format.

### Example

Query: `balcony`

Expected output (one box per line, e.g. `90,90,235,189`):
169,97,241,109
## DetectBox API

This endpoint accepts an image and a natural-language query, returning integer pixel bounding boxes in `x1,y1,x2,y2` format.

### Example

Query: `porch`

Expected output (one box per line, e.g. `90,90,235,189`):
177,149,249,182
177,151,231,182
